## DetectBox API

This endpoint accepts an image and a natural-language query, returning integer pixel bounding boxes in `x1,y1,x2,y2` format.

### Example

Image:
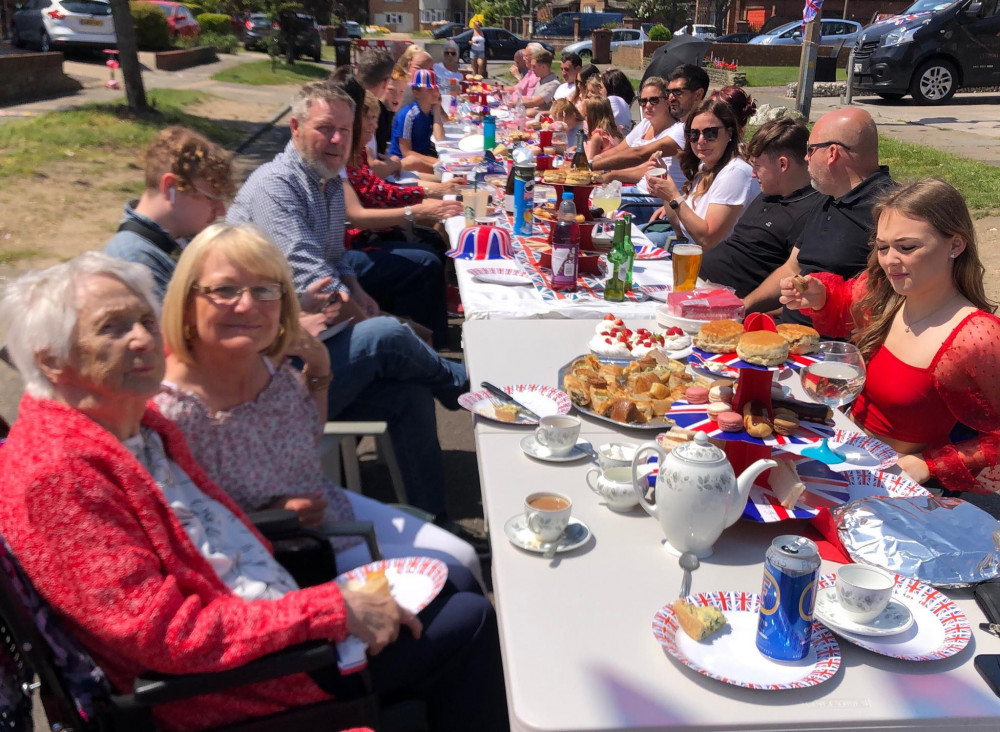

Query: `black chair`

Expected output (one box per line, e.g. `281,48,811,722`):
0,513,383,732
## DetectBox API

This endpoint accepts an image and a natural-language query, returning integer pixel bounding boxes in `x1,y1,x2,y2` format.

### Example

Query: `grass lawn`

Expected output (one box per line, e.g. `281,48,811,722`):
743,65,847,87
0,89,243,180
211,59,329,85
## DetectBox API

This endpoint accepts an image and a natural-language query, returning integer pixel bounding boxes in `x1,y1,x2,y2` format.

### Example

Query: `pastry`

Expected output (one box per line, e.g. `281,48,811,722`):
543,146,555,156
493,403,520,423
708,384,734,404
563,374,589,406
590,388,614,416
776,323,820,355
685,386,709,404
360,568,391,598
772,408,800,436
492,143,508,158
609,399,645,425
717,411,744,433
565,171,592,186
542,170,566,184
772,397,833,424
707,402,731,422
736,331,790,367
742,400,774,438
791,274,810,294
769,458,806,509
694,319,744,353
648,382,670,400
672,599,728,641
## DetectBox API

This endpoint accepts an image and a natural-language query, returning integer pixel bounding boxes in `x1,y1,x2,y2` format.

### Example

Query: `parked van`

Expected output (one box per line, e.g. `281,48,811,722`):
535,12,624,36
851,0,1000,103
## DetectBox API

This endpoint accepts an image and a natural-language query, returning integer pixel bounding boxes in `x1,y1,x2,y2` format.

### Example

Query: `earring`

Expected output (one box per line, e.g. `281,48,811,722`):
950,253,957,259
183,324,194,340
278,324,286,338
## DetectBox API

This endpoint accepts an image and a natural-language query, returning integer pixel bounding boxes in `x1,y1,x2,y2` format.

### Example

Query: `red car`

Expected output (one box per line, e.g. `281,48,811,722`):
143,0,200,39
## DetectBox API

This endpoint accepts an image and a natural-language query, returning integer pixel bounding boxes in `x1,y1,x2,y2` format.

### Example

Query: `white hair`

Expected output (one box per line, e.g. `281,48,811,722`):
443,39,458,51
290,81,356,125
525,43,544,56
0,251,160,399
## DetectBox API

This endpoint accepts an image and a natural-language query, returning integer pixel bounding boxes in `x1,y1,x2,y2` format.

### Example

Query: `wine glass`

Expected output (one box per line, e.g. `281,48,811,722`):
799,342,867,465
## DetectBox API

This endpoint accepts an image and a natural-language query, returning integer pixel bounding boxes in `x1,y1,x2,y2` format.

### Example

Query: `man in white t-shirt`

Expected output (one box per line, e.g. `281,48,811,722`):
554,52,582,100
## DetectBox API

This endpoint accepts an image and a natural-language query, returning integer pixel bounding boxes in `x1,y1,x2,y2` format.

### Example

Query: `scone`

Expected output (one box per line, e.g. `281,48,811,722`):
694,319,744,353
361,569,391,597
736,330,790,367
776,323,820,355
673,599,728,641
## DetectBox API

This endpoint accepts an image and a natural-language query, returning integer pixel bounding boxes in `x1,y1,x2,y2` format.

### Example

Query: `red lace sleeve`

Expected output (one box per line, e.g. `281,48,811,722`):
346,150,425,208
799,271,869,338
923,311,1000,494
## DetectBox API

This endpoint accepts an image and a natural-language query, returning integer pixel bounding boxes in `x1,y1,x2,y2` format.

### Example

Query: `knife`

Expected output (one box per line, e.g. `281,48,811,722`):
480,382,542,422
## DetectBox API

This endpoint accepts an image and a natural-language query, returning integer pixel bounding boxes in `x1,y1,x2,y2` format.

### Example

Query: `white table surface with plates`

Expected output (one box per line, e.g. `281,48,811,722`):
463,317,1000,732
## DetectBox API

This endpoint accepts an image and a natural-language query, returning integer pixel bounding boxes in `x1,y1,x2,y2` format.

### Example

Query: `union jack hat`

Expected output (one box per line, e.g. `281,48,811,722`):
448,225,513,260
411,69,439,89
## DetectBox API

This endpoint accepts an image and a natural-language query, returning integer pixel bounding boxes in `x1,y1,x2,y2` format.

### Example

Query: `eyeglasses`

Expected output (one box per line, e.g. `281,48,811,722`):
638,96,664,106
806,140,852,155
686,126,722,142
443,51,457,55
666,87,689,97
192,283,283,304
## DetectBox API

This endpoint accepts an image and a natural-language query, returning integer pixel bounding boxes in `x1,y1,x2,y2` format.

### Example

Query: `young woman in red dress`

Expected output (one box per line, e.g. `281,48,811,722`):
781,177,1000,493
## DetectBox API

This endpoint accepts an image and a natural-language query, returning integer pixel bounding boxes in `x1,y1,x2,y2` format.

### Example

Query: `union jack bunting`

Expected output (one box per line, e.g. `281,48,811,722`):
803,0,824,25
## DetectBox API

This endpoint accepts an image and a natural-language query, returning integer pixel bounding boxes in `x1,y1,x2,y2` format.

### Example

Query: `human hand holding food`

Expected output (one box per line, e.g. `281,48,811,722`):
779,275,827,311
645,173,678,202
342,571,423,654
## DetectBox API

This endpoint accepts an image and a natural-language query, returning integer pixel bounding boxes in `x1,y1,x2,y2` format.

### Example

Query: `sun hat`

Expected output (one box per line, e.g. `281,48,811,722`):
411,69,439,90
447,225,514,259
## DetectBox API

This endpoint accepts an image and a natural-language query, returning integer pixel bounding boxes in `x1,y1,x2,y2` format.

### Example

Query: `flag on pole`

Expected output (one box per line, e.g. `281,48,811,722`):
803,0,824,25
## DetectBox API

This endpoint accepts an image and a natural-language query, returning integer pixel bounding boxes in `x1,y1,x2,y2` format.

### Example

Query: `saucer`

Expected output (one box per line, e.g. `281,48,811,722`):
504,515,591,554
520,435,592,462
814,587,914,637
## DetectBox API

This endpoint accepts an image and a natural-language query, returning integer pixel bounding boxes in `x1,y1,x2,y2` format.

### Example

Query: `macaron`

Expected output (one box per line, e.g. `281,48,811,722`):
685,386,709,404
717,411,744,433
707,402,731,422
708,385,734,404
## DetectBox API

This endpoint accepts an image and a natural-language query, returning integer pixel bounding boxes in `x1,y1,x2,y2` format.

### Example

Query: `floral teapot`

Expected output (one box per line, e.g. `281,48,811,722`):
630,433,776,558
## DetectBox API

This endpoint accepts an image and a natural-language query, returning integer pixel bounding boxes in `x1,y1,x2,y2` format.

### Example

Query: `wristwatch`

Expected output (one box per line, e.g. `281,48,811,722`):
404,206,415,222
669,198,682,211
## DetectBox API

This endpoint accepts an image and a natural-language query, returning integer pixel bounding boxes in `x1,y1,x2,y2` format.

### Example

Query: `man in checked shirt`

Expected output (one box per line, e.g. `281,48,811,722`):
227,82,468,525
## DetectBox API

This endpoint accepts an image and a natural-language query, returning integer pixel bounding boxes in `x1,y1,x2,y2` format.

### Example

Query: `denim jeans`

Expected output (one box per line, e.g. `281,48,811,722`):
618,185,664,226
325,316,469,517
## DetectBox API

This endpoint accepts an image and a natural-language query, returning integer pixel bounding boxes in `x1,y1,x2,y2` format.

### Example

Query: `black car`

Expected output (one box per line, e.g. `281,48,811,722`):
715,32,754,43
243,13,276,51
276,11,322,62
452,27,553,62
431,22,465,39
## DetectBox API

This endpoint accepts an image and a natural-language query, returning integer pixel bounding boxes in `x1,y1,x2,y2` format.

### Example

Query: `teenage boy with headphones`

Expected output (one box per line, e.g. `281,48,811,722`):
106,126,236,299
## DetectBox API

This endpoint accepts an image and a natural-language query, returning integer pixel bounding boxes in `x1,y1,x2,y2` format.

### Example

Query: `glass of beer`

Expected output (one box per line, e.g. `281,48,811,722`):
671,242,702,292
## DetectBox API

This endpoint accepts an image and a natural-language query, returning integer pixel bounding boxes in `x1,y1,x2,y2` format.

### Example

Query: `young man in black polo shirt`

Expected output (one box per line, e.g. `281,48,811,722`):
700,117,824,298
743,108,895,324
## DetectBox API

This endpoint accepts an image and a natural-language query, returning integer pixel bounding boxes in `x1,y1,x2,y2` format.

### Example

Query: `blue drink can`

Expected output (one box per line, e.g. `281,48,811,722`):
755,535,820,661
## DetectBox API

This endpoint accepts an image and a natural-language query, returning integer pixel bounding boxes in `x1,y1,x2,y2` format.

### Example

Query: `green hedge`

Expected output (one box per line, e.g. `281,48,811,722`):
201,30,239,52
648,24,671,41
197,12,232,34
183,3,205,17
129,1,170,50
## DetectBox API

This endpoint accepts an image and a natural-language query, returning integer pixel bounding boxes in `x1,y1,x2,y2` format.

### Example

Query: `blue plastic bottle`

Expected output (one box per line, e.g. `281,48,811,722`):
483,114,496,151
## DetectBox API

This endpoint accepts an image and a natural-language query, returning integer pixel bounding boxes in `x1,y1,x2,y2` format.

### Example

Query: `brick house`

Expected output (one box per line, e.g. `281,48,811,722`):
370,0,418,31
693,0,912,34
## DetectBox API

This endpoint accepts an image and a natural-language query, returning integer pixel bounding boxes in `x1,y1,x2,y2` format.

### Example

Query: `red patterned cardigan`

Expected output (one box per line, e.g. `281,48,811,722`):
346,149,425,248
0,396,356,732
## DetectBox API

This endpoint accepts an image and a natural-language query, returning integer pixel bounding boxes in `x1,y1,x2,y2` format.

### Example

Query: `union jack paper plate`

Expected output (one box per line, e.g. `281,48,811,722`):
458,384,572,425
775,429,898,471
689,347,821,374
335,556,448,615
652,591,841,690
467,267,533,286
815,573,971,661
634,244,670,260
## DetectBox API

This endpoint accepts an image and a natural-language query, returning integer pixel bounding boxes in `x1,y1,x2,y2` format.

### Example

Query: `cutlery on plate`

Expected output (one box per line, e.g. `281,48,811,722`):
480,382,542,422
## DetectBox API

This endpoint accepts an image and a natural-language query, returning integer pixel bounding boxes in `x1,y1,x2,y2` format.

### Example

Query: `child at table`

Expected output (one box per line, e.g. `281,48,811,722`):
389,69,446,174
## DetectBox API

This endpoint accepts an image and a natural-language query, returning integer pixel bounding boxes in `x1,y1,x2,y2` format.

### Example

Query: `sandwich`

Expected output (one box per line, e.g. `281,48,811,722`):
694,319,744,354
736,330,790,367
776,323,820,355
768,458,807,509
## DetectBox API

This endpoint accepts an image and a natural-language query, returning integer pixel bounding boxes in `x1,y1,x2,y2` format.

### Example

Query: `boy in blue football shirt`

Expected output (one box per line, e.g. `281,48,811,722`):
389,69,446,174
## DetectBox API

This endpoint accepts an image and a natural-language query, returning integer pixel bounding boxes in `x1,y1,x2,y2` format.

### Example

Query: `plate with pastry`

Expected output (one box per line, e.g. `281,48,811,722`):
335,556,449,614
652,591,841,690
690,320,822,374
458,384,572,425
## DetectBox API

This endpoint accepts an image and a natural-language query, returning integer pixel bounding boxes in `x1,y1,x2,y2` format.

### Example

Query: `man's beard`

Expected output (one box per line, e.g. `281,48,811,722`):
301,146,341,179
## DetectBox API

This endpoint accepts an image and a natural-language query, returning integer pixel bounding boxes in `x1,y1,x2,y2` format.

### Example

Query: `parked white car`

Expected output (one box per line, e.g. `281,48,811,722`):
562,28,648,60
749,18,862,46
12,0,116,52
673,24,717,40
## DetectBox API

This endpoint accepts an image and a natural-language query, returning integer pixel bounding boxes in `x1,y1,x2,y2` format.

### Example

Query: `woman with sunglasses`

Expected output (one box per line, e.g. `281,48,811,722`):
645,98,759,250
434,40,464,88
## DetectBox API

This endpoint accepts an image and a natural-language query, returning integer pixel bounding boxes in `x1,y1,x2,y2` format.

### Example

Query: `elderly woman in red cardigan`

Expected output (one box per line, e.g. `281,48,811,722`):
0,252,507,732
781,178,1000,493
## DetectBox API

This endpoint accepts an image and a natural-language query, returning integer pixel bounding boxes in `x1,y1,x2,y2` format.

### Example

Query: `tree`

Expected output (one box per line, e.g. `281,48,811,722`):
712,0,733,34
469,0,522,26
626,0,686,30
108,0,148,113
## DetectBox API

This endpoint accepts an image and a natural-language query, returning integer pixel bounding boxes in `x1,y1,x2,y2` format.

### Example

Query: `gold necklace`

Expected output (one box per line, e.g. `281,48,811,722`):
902,293,961,333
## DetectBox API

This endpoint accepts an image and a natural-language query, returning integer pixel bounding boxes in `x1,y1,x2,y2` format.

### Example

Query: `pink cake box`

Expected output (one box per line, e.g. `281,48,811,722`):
667,287,745,321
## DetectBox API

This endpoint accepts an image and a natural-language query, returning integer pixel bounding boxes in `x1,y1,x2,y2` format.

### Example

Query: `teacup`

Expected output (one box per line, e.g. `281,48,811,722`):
836,564,895,624
524,492,572,542
586,466,639,512
597,442,638,470
534,415,581,457
646,167,667,180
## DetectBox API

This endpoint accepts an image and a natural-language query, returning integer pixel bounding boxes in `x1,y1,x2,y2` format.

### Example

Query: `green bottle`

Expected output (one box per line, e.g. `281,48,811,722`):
604,220,627,302
621,213,635,291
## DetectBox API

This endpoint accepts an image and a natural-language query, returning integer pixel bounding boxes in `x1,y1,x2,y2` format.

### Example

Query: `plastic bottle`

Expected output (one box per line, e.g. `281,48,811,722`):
512,147,536,237
604,219,627,302
483,114,496,151
571,128,590,171
621,213,635,291
550,192,580,291
449,94,458,122
516,98,526,132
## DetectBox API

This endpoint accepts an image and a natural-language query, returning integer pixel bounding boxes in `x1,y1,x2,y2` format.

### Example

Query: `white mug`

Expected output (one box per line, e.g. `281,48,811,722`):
534,415,581,457
524,492,572,542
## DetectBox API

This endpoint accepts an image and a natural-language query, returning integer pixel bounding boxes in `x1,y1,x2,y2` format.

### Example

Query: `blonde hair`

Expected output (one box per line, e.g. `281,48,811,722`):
393,44,420,79
550,98,582,124
162,224,301,365
583,97,622,142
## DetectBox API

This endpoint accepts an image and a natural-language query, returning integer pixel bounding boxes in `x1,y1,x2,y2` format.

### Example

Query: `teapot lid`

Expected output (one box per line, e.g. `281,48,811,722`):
672,432,727,464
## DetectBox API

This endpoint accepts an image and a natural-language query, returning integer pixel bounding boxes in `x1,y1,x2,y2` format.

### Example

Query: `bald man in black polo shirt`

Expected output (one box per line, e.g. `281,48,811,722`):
700,118,825,298
743,108,895,324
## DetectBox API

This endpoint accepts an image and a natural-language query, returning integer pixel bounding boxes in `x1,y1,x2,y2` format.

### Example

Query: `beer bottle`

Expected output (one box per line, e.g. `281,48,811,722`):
604,220,627,302
621,213,635,291
503,157,517,214
571,128,590,171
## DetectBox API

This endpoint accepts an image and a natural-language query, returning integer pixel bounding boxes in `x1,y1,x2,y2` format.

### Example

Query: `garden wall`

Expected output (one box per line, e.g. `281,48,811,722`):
154,45,217,71
0,52,82,105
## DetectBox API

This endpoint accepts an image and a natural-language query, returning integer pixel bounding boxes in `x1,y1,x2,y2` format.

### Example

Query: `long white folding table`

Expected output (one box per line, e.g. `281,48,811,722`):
463,317,1000,732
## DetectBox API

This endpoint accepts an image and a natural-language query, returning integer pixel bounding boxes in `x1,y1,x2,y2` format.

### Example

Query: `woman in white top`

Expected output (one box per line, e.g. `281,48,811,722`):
646,98,759,251
469,20,487,77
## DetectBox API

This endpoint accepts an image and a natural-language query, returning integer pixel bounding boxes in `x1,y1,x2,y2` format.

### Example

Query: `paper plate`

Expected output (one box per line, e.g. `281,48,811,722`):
335,556,448,614
642,285,672,302
458,134,485,152
774,429,898,471
467,267,533,286
652,591,841,690
689,347,821,374
634,244,670,260
458,384,572,425
815,574,971,661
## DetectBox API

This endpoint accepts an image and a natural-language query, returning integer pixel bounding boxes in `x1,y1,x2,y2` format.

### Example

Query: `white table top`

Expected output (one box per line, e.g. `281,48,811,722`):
463,318,1000,732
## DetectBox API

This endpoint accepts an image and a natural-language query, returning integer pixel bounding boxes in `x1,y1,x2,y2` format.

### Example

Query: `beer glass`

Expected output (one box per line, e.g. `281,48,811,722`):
671,242,703,292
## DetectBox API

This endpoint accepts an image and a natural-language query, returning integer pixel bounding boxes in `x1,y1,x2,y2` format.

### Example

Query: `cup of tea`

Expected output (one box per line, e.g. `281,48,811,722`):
646,167,668,180
836,565,895,623
524,492,572,542
671,242,703,293
534,414,581,456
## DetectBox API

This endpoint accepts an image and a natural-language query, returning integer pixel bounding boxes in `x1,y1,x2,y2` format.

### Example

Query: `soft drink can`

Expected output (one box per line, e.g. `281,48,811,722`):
755,535,820,661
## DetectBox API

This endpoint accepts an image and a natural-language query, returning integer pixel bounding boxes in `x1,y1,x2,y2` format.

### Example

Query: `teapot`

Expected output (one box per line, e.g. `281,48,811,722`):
630,433,776,558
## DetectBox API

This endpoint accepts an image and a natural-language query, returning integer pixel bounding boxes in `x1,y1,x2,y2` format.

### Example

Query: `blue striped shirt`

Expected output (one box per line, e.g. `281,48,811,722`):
227,140,354,294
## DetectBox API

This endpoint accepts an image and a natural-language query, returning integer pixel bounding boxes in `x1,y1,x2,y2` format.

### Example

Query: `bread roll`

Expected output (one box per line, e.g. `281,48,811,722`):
776,323,820,355
736,331,790,367
694,319,744,354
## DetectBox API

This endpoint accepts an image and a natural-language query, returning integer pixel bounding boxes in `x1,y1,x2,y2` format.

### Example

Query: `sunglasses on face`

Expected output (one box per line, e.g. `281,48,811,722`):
639,96,664,106
443,51,457,55
686,126,723,142
666,87,689,97
806,140,852,155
